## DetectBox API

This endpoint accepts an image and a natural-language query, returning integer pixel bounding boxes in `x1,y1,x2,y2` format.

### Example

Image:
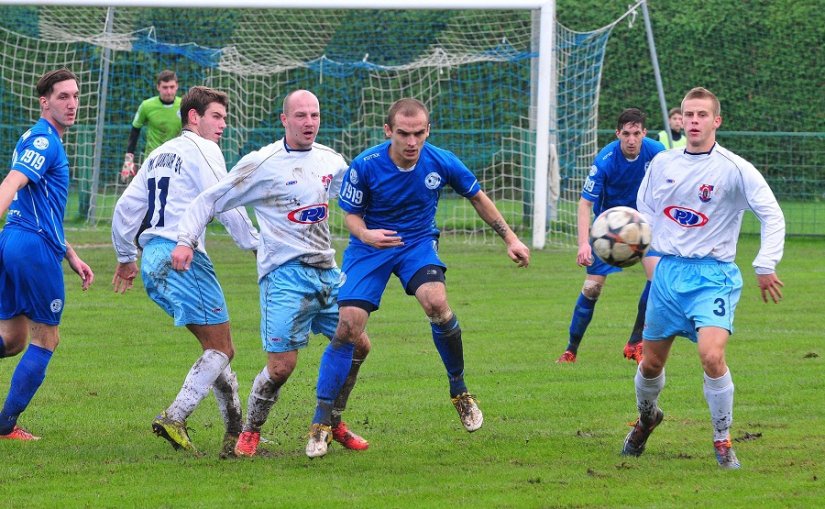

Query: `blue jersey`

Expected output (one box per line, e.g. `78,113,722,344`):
339,141,481,243
581,137,665,217
6,118,70,255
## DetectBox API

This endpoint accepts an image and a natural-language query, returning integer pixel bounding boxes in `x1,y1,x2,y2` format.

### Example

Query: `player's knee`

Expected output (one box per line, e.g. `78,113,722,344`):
426,305,453,326
355,332,371,357
699,351,727,376
581,280,603,300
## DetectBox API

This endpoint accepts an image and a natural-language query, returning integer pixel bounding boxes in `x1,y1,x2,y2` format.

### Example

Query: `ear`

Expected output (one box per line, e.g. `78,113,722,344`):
383,123,392,138
280,112,287,127
714,115,722,129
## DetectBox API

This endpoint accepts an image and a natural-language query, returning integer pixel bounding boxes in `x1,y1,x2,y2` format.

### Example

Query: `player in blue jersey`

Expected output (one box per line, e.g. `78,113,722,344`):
305,98,530,454
0,68,95,441
556,108,665,365
621,87,784,469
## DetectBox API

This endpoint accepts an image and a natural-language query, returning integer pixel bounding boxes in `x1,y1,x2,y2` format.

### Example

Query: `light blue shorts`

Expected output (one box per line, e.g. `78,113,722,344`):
259,260,341,353
141,237,229,327
338,235,444,310
643,255,742,342
0,227,65,325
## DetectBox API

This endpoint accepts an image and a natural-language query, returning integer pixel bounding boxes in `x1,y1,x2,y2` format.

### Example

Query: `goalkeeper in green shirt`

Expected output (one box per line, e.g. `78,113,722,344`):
121,70,182,181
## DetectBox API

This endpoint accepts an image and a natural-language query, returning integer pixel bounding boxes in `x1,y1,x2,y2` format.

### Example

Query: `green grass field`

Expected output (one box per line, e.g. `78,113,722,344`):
0,231,822,508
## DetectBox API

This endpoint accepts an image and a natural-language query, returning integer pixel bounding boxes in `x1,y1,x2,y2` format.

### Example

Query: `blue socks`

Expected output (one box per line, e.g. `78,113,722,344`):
567,293,596,353
629,281,651,344
0,344,53,434
313,338,355,425
431,315,467,398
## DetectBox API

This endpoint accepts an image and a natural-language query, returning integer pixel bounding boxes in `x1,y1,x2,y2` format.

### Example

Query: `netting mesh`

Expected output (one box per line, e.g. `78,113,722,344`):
0,5,622,245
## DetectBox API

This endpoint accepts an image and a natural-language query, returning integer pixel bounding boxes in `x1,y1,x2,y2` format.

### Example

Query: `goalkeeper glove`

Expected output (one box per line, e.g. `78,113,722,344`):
120,153,136,182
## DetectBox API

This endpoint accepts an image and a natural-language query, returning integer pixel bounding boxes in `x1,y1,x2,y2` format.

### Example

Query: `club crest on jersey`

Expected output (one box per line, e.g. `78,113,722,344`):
424,172,441,190
321,174,333,191
50,299,63,313
33,137,49,150
663,205,709,227
287,203,328,224
698,184,714,202
349,169,359,185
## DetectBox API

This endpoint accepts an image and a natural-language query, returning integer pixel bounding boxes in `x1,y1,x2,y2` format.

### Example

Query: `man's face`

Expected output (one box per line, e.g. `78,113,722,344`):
616,121,646,159
668,113,683,132
190,102,227,143
157,79,178,103
281,91,320,150
384,111,429,168
41,79,79,132
682,97,721,151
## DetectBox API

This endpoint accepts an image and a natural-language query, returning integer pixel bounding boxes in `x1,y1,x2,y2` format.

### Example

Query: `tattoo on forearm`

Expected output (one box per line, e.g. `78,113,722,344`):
491,218,509,239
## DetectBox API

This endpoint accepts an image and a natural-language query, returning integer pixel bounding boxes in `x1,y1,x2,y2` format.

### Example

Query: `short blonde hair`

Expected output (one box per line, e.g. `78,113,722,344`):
682,87,720,117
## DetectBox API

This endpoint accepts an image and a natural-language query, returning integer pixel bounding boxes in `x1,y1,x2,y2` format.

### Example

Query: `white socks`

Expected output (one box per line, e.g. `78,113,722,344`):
244,367,281,433
167,349,229,422
213,364,242,435
704,369,734,442
635,365,665,421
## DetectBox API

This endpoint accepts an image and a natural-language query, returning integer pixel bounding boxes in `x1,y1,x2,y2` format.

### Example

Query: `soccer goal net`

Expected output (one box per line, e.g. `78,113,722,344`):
0,2,638,247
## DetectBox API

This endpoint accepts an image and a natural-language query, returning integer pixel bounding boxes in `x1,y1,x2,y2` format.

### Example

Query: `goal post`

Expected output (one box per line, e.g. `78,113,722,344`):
0,0,631,249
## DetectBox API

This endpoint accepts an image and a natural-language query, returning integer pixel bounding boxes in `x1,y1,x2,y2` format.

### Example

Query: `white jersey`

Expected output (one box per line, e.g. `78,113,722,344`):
637,143,784,273
112,130,259,263
177,139,347,281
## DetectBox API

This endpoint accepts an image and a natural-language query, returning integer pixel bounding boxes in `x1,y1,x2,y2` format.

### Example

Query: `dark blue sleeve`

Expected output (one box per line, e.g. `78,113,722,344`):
338,162,369,214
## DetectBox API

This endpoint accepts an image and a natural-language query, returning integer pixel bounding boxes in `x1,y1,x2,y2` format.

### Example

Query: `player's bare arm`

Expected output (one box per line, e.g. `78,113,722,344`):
468,191,529,267
65,242,94,291
576,198,595,267
757,273,784,304
344,212,403,249
0,170,29,217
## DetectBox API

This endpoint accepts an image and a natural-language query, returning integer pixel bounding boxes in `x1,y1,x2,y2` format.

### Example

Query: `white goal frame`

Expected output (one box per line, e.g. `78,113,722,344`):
2,0,558,250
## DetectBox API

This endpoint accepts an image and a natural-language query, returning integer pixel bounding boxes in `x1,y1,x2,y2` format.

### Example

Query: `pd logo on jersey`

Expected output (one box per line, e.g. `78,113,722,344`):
698,184,714,203
664,205,708,227
287,204,328,224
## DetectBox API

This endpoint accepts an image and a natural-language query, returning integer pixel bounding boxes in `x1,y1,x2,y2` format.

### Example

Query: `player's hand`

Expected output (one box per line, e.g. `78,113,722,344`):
577,243,593,267
71,258,95,291
361,229,403,249
112,261,138,294
171,245,195,271
120,153,136,182
507,239,530,268
757,273,784,303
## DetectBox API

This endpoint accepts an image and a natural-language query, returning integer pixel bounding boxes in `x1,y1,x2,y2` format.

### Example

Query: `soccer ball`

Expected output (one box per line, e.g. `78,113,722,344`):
590,206,652,268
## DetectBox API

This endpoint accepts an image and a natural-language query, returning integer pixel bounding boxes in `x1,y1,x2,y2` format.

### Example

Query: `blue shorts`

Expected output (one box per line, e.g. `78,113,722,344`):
141,237,229,327
259,261,341,353
339,236,444,310
586,247,663,276
0,228,65,325
643,255,742,342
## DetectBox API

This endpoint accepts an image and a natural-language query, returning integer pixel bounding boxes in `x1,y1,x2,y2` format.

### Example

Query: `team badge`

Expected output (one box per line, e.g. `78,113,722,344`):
33,137,49,150
50,299,63,313
321,174,333,191
698,184,714,203
588,165,597,176
424,172,441,190
349,169,359,185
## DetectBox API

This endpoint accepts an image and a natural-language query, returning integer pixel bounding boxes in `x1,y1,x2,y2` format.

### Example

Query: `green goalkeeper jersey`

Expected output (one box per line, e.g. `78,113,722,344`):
131,96,182,157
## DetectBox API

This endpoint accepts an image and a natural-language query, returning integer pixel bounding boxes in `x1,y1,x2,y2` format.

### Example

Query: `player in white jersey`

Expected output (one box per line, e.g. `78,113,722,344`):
621,87,785,469
112,86,259,456
172,90,371,458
